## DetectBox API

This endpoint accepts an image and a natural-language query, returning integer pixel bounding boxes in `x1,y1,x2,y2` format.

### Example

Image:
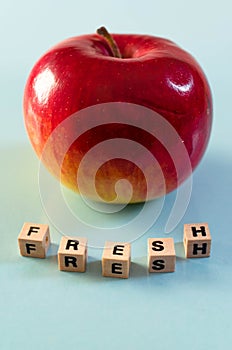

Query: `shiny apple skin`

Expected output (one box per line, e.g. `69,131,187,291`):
23,33,212,203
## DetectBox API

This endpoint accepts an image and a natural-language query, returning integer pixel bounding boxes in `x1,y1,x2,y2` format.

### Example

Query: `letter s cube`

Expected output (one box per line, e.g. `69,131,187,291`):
148,238,176,273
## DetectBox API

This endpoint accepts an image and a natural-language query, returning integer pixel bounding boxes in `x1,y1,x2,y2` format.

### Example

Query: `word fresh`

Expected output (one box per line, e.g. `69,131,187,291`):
18,222,211,278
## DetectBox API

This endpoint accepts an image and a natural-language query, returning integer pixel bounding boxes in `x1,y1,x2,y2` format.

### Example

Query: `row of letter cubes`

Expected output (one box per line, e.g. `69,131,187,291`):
18,222,211,278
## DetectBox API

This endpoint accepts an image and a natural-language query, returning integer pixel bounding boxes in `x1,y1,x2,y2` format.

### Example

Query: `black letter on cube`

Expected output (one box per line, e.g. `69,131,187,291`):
184,223,211,258
18,222,50,258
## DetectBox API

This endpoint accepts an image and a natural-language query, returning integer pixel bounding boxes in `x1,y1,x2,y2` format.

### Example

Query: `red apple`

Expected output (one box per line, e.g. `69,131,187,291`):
23,27,212,203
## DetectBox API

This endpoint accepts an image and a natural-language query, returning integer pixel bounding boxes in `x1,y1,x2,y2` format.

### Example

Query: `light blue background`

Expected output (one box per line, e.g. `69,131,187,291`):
1,1,232,349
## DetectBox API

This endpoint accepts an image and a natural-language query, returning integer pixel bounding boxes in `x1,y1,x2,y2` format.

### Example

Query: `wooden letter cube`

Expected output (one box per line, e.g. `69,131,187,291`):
184,223,211,258
102,241,131,279
58,236,87,272
18,222,50,258
148,238,176,273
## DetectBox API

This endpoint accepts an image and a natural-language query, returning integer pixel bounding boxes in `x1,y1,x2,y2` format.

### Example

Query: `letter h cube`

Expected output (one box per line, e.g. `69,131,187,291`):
184,223,211,258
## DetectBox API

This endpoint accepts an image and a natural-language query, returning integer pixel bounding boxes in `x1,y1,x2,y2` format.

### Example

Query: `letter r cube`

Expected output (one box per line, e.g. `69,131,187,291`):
58,236,87,272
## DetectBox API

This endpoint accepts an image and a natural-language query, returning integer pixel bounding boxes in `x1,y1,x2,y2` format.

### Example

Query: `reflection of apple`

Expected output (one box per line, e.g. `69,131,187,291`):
23,27,212,203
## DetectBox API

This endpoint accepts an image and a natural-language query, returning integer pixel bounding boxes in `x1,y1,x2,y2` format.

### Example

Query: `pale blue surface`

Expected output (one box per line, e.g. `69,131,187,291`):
1,1,232,349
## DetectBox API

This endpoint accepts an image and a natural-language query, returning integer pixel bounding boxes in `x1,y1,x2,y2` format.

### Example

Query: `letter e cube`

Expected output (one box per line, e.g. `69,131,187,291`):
102,241,131,278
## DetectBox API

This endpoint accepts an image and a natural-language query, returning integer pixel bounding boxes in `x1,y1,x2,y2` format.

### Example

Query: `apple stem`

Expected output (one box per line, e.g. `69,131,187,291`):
97,26,122,58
